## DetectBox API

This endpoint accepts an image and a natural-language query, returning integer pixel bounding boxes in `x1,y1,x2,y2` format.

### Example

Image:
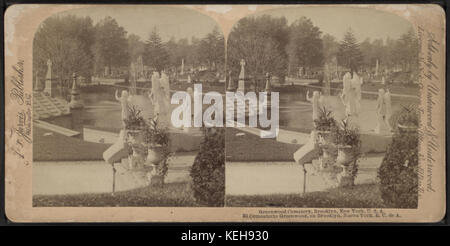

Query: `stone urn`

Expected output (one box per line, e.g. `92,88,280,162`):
126,129,146,170
146,145,165,164
316,130,332,145
318,143,336,170
336,145,356,187
144,144,168,187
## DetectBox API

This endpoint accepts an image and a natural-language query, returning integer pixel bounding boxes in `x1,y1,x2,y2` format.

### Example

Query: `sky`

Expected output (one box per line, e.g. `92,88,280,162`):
252,6,414,42
57,5,414,43
58,5,221,42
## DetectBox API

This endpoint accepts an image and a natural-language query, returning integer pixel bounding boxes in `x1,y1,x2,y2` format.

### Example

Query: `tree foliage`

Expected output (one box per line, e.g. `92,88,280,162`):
144,28,170,72
228,15,289,90
197,27,225,71
337,29,363,72
286,17,324,74
33,15,95,93
93,16,129,74
190,128,225,206
127,34,145,64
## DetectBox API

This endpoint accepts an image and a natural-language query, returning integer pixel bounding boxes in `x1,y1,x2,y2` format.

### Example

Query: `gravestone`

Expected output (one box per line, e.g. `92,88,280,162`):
44,59,57,97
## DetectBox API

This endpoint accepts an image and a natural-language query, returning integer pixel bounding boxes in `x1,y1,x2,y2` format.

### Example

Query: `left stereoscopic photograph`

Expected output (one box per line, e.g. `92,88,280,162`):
31,5,226,207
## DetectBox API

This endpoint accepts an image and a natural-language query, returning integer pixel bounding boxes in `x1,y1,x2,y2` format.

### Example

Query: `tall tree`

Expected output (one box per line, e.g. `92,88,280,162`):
322,34,340,64
93,16,129,75
33,15,95,97
197,27,225,71
227,15,289,91
127,34,145,64
286,17,324,76
337,29,363,72
144,28,170,72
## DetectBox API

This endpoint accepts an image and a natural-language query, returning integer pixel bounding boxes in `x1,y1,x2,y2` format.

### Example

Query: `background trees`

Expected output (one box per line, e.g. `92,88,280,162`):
93,16,130,76
33,15,95,96
227,15,289,90
143,28,170,73
337,29,363,73
127,34,145,65
196,27,225,71
286,17,324,77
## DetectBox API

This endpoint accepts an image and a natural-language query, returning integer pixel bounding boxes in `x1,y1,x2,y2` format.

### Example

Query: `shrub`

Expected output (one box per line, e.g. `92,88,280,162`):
314,106,337,131
124,105,146,130
378,112,418,208
391,104,419,128
190,128,225,206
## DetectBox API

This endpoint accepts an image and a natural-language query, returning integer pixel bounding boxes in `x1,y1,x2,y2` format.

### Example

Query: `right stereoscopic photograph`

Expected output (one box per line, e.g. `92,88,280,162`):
224,6,420,208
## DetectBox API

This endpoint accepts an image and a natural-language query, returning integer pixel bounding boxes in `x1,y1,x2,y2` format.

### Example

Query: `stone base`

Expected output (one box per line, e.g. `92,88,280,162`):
149,175,164,187
337,175,355,187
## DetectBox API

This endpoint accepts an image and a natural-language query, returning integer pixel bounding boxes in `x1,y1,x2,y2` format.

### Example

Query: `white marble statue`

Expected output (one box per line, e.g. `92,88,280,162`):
150,71,169,126
340,72,355,117
375,88,387,134
306,90,323,121
384,88,392,130
115,90,130,128
160,71,171,100
351,72,362,115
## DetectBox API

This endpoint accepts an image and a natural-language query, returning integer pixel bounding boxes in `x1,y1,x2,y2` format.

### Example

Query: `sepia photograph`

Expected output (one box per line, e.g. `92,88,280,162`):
4,4,445,223
30,5,226,207
225,6,421,208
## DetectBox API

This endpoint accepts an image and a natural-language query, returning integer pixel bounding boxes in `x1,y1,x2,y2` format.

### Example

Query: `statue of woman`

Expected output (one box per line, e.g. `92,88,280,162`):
340,71,353,117
115,89,129,128
160,71,171,101
306,90,322,121
375,88,386,134
150,71,169,126
384,88,392,130
351,71,362,116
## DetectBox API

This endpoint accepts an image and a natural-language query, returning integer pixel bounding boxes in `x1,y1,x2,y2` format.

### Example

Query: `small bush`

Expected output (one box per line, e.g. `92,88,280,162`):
378,110,418,208
314,106,337,131
389,104,419,129
190,128,225,206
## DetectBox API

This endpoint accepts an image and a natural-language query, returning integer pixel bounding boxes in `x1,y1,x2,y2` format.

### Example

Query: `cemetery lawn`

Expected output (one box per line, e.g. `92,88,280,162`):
277,83,419,97
33,126,109,161
225,183,386,208
33,181,200,207
226,128,301,162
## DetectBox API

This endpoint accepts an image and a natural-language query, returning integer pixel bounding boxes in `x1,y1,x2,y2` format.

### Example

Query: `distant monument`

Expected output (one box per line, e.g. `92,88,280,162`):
181,58,185,75
69,73,84,131
129,62,137,95
187,74,191,84
237,59,245,92
136,56,145,81
44,59,58,97
226,70,234,91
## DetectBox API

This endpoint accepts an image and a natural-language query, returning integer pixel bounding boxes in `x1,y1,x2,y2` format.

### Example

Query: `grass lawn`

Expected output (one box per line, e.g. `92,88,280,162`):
226,128,301,162
33,126,109,161
275,82,419,97
33,181,201,207
225,183,385,208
